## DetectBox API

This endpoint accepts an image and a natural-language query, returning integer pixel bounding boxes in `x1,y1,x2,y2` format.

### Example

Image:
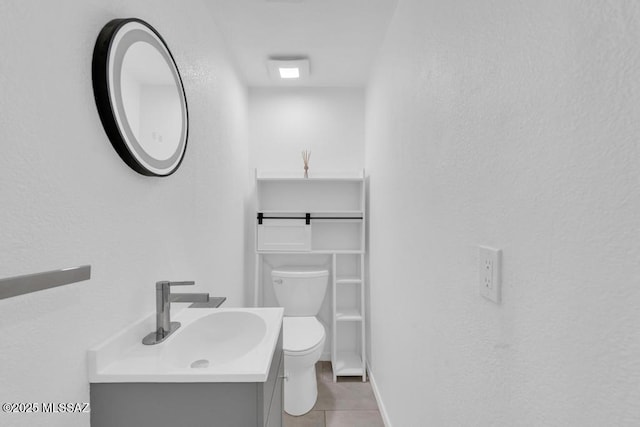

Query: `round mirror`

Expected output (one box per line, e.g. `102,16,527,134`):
92,18,188,176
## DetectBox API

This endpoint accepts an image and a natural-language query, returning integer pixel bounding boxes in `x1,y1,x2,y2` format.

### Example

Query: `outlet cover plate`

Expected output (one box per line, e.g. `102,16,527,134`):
479,246,501,304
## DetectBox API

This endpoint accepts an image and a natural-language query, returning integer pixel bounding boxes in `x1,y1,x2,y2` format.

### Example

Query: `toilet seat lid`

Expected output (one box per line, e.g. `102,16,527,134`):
283,317,325,353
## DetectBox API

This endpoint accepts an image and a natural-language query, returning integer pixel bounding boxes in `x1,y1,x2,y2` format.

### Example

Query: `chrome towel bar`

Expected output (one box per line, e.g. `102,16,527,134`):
0,265,91,300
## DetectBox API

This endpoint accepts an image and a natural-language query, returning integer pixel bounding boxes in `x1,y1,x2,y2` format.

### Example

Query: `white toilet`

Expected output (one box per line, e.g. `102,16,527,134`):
271,266,329,416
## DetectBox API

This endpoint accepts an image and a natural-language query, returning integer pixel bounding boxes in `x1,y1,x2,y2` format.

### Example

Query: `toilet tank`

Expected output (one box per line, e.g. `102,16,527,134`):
271,266,329,316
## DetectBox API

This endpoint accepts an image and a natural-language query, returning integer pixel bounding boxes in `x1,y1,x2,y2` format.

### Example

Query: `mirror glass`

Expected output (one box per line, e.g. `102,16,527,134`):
93,18,188,176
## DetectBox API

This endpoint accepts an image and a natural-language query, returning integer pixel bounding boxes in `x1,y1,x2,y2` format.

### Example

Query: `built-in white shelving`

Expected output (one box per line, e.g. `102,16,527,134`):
335,308,363,321
256,170,364,180
336,276,362,284
333,351,364,376
254,169,367,382
332,251,366,381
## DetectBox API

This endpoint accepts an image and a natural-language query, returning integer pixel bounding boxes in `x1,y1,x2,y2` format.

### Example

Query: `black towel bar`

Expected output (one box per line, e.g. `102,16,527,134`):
257,213,363,225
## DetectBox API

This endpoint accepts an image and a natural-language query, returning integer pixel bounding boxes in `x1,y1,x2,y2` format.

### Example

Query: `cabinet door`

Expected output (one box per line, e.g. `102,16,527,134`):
257,220,311,251
266,354,284,427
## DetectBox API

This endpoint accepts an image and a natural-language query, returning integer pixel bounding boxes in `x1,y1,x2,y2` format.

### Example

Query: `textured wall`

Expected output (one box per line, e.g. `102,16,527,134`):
0,1,248,426
249,87,365,172
366,0,640,425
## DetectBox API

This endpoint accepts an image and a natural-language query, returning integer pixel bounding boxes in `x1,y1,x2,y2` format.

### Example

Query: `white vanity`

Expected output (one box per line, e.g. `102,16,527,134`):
88,307,284,427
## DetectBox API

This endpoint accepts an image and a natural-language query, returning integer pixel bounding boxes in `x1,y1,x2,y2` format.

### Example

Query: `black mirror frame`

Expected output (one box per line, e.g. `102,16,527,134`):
92,18,189,177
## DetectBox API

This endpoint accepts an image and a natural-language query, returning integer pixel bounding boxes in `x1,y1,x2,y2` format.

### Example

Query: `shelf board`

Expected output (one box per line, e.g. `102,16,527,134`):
336,276,362,285
257,250,363,255
311,218,362,224
257,177,364,182
333,352,365,376
336,309,363,322
311,250,364,254
256,170,364,181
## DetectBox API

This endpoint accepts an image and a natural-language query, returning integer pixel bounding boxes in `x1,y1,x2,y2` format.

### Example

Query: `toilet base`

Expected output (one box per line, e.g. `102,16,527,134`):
283,362,318,416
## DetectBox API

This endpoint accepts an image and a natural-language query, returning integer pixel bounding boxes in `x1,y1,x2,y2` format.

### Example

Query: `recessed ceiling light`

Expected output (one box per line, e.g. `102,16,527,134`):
279,67,300,79
268,58,310,81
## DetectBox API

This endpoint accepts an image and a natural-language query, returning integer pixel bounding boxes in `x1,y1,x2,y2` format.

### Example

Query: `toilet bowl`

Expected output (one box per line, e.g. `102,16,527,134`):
282,317,325,415
271,266,329,416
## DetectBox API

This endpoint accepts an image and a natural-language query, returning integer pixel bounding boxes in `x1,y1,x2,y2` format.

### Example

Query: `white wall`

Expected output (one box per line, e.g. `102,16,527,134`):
249,87,365,173
0,1,248,426
366,1,640,426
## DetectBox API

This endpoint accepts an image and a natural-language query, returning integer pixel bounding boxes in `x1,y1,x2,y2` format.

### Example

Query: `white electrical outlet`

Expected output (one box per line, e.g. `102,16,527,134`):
479,246,501,303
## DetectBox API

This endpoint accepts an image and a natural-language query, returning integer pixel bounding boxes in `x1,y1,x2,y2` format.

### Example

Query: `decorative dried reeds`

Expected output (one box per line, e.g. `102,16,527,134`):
302,150,311,178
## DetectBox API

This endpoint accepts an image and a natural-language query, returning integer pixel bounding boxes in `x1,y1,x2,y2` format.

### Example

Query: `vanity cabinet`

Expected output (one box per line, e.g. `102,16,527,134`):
90,330,284,427
255,170,367,381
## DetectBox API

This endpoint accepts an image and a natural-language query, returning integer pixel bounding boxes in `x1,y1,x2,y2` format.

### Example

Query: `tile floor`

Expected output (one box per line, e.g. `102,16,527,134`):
283,361,385,427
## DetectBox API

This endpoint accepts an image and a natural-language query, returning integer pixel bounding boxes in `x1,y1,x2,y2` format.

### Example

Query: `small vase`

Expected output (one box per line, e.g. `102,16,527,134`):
304,166,309,178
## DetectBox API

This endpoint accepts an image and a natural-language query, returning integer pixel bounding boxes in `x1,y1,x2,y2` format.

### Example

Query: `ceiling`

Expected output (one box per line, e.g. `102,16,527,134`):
205,0,399,87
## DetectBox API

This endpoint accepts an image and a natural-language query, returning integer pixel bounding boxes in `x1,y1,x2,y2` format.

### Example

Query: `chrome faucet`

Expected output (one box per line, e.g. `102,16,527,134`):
142,280,209,345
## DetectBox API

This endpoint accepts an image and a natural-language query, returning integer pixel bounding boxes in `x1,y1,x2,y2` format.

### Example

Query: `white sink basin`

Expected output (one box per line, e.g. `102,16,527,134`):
88,307,283,383
162,311,267,368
